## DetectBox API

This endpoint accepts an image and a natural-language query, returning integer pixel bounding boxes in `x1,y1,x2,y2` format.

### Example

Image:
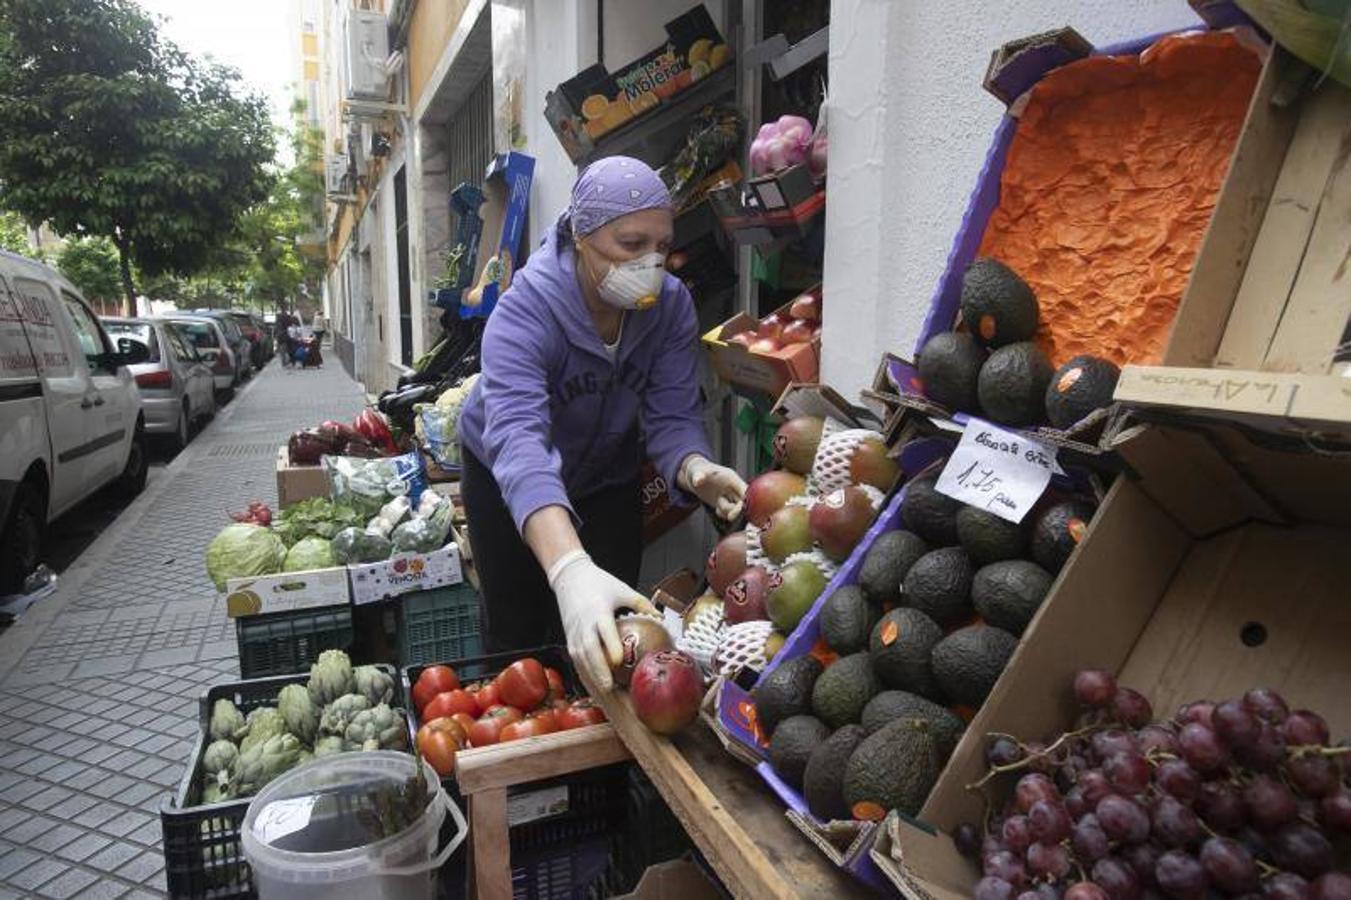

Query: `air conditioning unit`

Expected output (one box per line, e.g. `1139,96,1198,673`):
325,154,353,198
343,8,390,101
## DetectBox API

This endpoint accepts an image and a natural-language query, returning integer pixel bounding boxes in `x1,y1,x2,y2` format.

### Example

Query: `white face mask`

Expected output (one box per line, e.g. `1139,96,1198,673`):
592,252,667,310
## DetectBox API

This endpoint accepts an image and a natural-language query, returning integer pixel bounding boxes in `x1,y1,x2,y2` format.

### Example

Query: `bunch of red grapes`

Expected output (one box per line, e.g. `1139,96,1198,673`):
959,670,1350,900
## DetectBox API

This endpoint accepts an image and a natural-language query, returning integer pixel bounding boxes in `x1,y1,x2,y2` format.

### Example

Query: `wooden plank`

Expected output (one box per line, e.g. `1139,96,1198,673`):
1263,84,1351,373
1215,83,1351,369
1164,48,1299,368
454,723,630,793
577,668,869,899
470,787,510,900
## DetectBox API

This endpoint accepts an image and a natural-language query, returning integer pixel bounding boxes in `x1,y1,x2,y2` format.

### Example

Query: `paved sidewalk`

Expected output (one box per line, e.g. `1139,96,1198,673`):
0,358,366,898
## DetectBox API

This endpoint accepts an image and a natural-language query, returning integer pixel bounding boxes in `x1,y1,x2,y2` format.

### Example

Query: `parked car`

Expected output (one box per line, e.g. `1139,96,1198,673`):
247,313,274,361
167,316,238,401
225,310,270,369
102,317,216,450
0,251,149,593
186,310,251,384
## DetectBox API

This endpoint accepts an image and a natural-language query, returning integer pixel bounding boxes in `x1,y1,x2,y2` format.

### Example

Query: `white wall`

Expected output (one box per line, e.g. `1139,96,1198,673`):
821,0,1204,399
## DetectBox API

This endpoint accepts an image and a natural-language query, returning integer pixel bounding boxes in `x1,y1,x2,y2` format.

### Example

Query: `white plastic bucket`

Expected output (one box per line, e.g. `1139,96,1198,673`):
240,751,467,900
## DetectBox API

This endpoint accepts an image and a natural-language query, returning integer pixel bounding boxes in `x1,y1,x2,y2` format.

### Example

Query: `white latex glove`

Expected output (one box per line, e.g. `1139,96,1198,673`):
679,455,747,522
548,550,657,691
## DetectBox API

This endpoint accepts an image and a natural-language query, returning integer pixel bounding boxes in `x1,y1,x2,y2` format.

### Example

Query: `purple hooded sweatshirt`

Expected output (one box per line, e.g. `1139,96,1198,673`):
457,167,712,534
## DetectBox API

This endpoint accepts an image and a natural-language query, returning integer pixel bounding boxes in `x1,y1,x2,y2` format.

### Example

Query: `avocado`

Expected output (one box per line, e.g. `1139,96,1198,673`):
955,506,1027,565
819,586,878,655
902,547,975,627
1031,498,1097,574
803,724,867,822
843,717,946,818
977,342,1054,427
959,257,1040,349
901,472,962,546
860,691,966,756
1045,355,1121,429
811,653,880,729
869,607,945,699
917,332,986,413
768,715,831,790
752,654,823,737
931,624,1019,709
857,530,929,605
972,560,1053,636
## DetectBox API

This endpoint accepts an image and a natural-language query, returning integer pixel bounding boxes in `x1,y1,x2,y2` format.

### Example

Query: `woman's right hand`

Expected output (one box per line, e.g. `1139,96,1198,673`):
547,550,657,691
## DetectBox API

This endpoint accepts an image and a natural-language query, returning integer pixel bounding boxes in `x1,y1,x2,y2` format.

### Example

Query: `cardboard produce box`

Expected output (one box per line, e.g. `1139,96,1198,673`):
702,299,820,400
224,566,350,618
1115,47,1351,435
460,152,535,320
349,542,463,606
871,417,1351,898
275,445,329,508
882,16,1264,440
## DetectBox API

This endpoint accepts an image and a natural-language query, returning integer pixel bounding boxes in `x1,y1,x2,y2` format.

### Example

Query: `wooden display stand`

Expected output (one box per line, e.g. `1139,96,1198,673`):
452,675,868,899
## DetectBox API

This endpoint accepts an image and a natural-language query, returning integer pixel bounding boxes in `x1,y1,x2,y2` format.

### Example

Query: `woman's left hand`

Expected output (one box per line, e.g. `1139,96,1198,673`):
679,456,747,522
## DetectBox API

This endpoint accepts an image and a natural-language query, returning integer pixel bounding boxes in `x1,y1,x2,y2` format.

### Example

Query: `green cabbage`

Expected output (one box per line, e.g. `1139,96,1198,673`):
332,527,391,564
206,524,287,590
283,536,336,572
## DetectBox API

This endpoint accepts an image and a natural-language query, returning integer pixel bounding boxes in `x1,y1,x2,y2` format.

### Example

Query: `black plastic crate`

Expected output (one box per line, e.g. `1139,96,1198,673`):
160,664,401,899
235,604,353,679
611,766,692,891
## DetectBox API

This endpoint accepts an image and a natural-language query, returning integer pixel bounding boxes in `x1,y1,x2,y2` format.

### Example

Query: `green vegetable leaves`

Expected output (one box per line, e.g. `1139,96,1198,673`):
273,498,364,547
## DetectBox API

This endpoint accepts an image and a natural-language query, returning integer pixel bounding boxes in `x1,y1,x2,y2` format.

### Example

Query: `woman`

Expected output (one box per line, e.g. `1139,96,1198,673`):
311,310,328,346
458,156,744,690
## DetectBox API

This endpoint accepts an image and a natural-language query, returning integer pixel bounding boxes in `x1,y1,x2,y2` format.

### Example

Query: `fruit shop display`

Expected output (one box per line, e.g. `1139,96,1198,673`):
746,454,1099,824
724,289,822,356
958,670,1349,900
678,412,898,681
916,257,1121,431
409,657,607,777
198,650,406,805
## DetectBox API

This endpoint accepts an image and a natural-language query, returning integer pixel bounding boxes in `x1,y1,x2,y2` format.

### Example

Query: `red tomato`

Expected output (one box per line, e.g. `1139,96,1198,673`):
422,689,478,722
412,665,460,713
416,717,465,776
556,698,607,730
551,698,570,712
472,681,501,715
527,709,558,734
544,667,565,702
500,716,553,742
497,658,548,710
450,713,477,734
467,706,523,747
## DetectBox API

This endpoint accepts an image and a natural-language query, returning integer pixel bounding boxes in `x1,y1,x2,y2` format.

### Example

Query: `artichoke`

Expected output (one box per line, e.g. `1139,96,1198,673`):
343,704,408,752
308,649,355,707
203,739,239,777
239,708,287,755
313,735,345,757
320,693,371,736
278,684,319,743
208,699,247,742
201,780,233,805
354,665,395,706
233,732,304,796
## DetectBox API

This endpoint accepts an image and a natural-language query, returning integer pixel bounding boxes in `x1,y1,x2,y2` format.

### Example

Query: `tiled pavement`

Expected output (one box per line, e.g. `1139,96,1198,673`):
0,358,366,897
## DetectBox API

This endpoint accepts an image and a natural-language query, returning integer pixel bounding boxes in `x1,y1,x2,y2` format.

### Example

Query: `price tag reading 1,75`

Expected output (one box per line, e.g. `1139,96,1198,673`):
933,418,1061,524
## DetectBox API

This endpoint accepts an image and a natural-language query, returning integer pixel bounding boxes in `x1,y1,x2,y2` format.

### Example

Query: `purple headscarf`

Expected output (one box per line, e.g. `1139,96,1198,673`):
567,155,672,238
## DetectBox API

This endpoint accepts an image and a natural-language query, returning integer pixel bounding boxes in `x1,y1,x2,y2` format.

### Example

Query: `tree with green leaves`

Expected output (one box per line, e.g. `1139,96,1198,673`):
0,210,34,257
57,237,122,312
0,0,276,314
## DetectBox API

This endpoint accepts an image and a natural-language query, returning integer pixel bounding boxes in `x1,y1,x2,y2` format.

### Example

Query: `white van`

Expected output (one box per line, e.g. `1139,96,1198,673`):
0,251,149,593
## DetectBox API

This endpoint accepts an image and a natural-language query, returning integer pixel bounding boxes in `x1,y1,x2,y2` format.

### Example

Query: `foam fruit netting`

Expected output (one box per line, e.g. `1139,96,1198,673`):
977,31,1261,367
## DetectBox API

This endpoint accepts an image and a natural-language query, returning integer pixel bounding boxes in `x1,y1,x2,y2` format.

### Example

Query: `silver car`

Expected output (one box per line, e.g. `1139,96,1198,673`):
103,318,217,449
164,317,239,401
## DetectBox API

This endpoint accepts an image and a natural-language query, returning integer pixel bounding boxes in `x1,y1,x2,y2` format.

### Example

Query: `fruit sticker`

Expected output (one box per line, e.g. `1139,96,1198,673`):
852,801,886,822
979,314,998,342
621,632,641,669
1057,367,1083,394
1067,518,1087,543
725,578,748,607
881,620,899,646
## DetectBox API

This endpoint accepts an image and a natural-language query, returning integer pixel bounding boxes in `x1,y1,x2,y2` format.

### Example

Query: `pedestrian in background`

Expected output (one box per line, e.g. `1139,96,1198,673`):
312,310,327,346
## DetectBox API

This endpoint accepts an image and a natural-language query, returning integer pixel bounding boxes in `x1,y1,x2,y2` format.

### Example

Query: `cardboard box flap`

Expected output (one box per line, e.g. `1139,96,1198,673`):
982,27,1093,106
871,813,971,900
771,382,880,430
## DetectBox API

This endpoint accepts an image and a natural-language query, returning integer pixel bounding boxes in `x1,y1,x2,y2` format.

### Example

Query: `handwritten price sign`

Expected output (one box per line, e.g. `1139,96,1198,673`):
934,419,1060,523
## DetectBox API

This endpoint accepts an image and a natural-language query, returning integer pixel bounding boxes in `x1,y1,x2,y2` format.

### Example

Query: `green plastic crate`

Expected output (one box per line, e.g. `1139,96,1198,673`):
398,583,482,667
235,605,353,679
